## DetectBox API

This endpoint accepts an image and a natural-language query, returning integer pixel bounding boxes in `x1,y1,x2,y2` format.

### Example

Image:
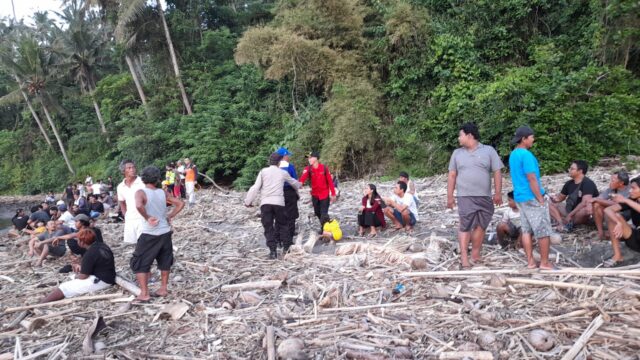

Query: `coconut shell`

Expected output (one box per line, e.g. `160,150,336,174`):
476,331,498,351
277,337,307,360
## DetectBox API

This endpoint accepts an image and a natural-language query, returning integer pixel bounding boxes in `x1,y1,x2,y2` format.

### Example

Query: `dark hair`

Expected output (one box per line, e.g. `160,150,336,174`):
269,153,282,166
573,160,588,175
507,191,514,199
77,228,96,245
30,206,40,213
399,171,409,179
615,171,630,186
141,166,163,185
77,218,91,227
50,206,58,211
397,181,407,193
630,177,640,188
119,159,135,173
320,214,331,225
460,123,480,140
367,184,381,206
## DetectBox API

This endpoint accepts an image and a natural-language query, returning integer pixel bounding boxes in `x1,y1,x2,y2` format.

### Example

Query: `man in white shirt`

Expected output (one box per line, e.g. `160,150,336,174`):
116,160,146,244
383,181,419,232
92,180,103,196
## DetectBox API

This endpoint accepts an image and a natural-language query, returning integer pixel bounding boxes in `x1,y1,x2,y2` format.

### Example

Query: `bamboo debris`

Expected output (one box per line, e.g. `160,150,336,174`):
0,165,639,358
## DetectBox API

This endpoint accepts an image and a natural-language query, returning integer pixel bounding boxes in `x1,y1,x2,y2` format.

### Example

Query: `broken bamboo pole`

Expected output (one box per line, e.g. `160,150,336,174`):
220,280,282,292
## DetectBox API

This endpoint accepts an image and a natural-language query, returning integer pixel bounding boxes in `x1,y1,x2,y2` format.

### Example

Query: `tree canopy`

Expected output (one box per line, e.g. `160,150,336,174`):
0,0,638,194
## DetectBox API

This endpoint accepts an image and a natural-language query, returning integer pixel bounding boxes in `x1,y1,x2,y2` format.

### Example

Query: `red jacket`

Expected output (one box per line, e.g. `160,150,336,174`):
299,163,336,200
361,196,386,228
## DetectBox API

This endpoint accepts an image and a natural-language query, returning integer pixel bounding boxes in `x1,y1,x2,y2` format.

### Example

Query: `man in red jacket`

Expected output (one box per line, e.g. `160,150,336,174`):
299,151,337,233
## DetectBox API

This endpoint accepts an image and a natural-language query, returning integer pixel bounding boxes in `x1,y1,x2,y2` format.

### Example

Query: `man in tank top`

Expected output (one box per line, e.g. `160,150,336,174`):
130,166,185,302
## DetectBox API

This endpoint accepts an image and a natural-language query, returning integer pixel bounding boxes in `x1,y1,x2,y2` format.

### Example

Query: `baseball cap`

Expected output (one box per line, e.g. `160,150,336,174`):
58,204,67,211
510,126,535,145
74,214,90,222
306,151,320,159
276,147,291,157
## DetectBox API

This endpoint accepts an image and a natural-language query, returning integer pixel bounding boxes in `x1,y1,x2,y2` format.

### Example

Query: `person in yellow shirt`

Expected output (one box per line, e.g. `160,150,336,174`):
320,214,342,241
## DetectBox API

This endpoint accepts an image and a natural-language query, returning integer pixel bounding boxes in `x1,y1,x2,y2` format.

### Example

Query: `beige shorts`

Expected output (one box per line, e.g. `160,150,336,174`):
59,275,112,298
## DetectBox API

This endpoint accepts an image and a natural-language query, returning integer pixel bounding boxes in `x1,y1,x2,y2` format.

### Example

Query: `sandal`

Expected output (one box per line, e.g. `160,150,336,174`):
367,233,377,238
602,258,624,268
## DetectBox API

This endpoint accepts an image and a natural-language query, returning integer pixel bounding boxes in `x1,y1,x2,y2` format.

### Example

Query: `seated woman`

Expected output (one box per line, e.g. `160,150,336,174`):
40,228,115,303
357,184,386,237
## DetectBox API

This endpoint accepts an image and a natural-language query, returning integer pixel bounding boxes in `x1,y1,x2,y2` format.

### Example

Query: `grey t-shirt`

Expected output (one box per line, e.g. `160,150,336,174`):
448,143,504,197
598,186,630,199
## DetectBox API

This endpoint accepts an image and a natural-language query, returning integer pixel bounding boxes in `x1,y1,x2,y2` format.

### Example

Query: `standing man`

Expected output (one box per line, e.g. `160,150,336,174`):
447,123,503,269
184,158,198,206
245,153,301,259
298,151,336,233
117,159,146,245
131,166,185,302
509,126,556,270
276,147,299,248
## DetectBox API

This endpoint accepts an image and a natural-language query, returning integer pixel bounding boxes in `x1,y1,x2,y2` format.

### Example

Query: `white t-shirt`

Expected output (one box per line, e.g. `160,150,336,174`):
502,207,521,228
392,193,419,220
92,183,102,195
117,177,145,220
59,211,76,229
177,165,185,180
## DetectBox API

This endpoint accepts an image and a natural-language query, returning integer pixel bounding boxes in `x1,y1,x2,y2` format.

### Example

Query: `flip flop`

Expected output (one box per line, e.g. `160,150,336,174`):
602,258,624,268
132,298,151,304
458,262,472,270
389,227,402,233
367,233,377,238
150,291,168,298
539,263,561,271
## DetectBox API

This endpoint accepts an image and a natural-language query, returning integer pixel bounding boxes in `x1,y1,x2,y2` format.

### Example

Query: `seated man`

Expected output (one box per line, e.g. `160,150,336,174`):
496,191,521,249
603,177,640,267
383,181,418,232
29,220,66,266
592,171,630,240
399,171,419,207
9,208,29,237
58,204,76,230
40,228,115,303
28,205,51,229
48,206,60,221
549,160,599,231
88,195,105,219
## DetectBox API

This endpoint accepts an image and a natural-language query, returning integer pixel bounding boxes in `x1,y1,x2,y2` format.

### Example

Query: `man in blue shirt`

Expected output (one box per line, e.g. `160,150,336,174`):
275,147,299,248
509,126,556,270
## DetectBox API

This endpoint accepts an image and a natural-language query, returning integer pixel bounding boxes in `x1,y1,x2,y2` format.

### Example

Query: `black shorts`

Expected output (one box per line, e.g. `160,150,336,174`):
130,231,174,273
624,228,640,252
47,243,66,257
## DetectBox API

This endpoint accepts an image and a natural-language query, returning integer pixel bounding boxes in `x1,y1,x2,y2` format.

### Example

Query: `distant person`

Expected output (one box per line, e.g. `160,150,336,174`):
92,180,103,196
320,214,342,242
57,204,76,230
602,177,640,267
176,160,186,199
64,183,75,205
164,163,176,194
509,126,556,270
591,171,630,240
549,160,599,232
106,176,114,196
89,195,105,219
275,147,299,248
496,191,521,249
245,153,301,259
48,206,60,221
383,181,418,232
40,228,115,303
398,171,418,206
357,184,386,237
298,151,337,233
117,159,145,245
29,205,51,228
447,123,503,268
73,192,90,216
85,175,93,185
184,158,198,206
50,214,104,257
77,182,86,198
9,209,29,237
131,166,185,302
45,191,56,206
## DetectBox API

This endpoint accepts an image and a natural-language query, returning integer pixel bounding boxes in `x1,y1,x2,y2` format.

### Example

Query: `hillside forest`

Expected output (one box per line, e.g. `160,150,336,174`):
0,0,639,194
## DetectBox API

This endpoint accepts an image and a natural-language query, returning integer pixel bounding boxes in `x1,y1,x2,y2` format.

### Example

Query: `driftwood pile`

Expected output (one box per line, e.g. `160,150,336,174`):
1,163,640,359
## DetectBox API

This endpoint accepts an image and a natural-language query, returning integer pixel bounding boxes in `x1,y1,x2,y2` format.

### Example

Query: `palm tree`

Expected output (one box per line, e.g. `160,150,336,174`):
117,0,193,115
54,1,109,136
5,34,75,174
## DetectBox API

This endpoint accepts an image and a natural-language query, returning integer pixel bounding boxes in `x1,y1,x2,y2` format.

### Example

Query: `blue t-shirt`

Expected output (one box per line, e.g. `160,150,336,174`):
509,148,545,202
280,162,298,190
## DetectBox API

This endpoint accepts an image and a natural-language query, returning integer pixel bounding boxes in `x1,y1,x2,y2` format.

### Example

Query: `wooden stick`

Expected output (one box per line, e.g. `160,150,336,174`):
220,280,282,292
266,325,276,360
321,302,410,313
303,231,318,253
116,275,141,296
3,293,123,313
505,278,640,297
498,309,593,334
18,343,67,360
402,268,640,278
438,351,494,359
560,314,604,360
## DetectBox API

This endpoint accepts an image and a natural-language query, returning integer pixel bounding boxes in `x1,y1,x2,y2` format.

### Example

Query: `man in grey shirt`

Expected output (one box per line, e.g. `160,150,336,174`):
447,123,503,268
245,153,301,259
591,170,630,240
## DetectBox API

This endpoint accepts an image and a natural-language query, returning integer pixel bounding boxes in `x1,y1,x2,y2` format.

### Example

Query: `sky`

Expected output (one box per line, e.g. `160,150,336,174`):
1,0,64,24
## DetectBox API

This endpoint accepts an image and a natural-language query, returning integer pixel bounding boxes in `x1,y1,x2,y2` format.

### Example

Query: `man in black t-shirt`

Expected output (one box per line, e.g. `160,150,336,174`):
549,160,599,231
40,228,115,303
603,177,640,267
11,209,29,235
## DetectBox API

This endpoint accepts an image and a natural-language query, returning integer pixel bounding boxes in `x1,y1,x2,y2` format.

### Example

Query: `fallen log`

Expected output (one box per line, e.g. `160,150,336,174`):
505,278,640,297
220,280,282,293
116,274,141,296
3,293,123,313
438,351,494,360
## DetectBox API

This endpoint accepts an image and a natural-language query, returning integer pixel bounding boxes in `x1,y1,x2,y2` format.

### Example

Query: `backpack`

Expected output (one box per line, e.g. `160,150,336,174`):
307,164,333,188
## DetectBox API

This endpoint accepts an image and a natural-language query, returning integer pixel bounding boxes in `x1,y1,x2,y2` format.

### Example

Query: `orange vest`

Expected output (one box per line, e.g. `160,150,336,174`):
185,168,196,182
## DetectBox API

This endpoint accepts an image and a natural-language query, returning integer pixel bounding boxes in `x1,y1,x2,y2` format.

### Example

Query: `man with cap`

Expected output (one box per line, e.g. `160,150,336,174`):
509,125,556,270
117,159,145,245
275,147,299,248
447,123,503,269
298,151,337,232
245,153,301,259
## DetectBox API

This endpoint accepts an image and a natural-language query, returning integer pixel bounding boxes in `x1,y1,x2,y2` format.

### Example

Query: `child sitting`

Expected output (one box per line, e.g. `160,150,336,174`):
320,214,342,242
496,191,521,249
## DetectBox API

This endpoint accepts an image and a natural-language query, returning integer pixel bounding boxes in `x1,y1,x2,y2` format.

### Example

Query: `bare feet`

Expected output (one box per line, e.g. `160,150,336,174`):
134,295,151,302
539,262,558,270
152,289,169,297
527,261,538,269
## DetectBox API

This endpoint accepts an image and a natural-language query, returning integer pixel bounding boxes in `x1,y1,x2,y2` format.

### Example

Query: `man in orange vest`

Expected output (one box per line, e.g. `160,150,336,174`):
184,158,198,206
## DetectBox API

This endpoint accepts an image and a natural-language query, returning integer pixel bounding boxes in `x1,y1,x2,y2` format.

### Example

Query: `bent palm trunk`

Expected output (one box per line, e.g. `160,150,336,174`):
14,74,52,148
125,54,149,116
39,96,75,174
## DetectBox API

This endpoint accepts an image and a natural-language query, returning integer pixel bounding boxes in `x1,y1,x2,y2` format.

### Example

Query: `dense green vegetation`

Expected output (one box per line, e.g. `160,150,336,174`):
0,0,638,194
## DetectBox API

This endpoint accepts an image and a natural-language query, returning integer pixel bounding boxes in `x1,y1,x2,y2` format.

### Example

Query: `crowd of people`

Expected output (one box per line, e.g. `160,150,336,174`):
7,124,640,304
